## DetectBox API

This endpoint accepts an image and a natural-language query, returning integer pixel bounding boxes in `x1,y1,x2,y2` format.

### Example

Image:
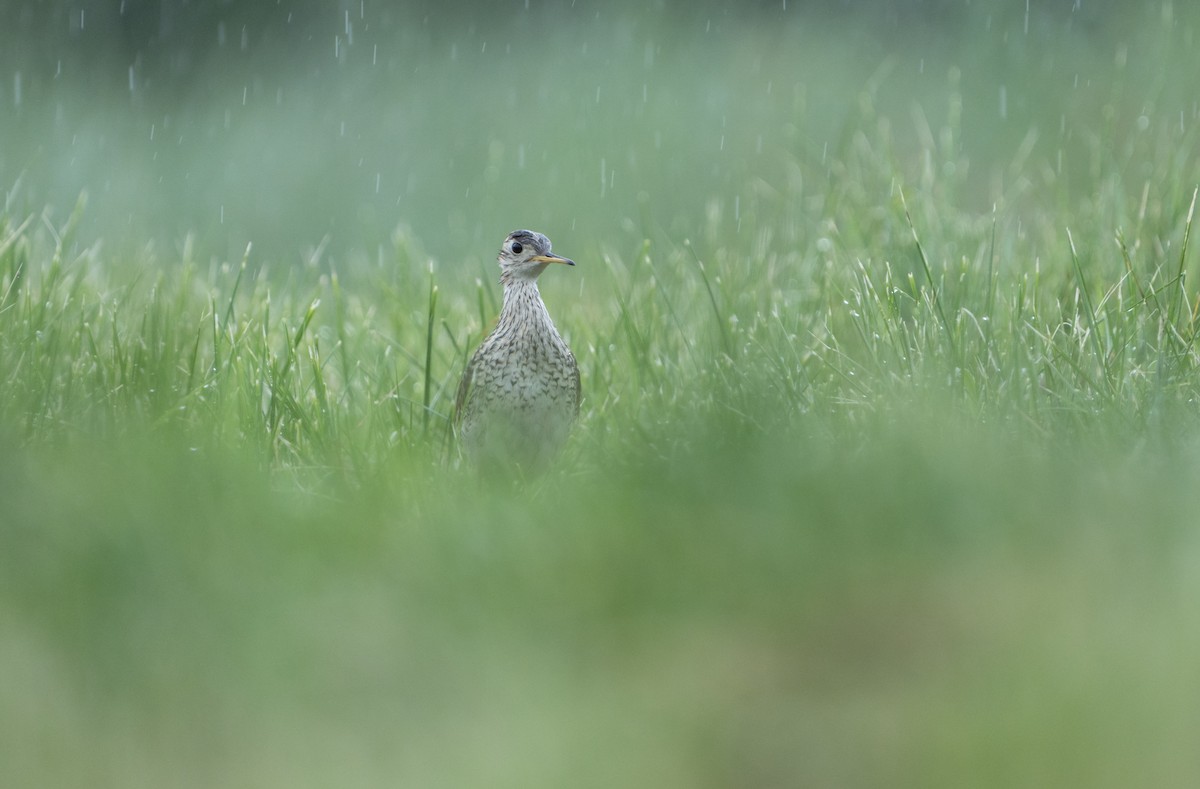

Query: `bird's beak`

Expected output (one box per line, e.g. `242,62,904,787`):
531,254,576,266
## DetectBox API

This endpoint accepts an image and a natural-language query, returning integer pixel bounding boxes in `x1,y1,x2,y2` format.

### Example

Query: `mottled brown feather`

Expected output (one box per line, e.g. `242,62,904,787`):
455,231,579,470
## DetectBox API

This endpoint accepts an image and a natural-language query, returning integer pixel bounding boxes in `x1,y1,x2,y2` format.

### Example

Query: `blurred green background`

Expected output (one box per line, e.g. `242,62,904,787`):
4,1,1200,787
3,0,1179,266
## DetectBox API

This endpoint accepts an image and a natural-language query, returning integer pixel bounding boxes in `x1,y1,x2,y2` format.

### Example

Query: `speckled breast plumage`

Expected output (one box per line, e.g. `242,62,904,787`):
455,280,580,470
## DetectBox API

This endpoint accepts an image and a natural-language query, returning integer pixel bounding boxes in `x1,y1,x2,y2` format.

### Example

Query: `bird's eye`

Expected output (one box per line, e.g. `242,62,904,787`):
510,241,524,254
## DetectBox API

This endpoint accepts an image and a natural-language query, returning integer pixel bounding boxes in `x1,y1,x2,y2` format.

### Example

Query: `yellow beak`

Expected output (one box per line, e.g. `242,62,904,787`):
531,254,576,267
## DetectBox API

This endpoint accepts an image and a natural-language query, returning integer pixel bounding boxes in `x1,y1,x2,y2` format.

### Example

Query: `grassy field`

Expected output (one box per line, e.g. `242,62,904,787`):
3,2,1200,786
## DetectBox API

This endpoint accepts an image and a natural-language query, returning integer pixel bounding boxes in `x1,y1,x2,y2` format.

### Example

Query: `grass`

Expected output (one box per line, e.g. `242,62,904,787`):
4,2,1200,787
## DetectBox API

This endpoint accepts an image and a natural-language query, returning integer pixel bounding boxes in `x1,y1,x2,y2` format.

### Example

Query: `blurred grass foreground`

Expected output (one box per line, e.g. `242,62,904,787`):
4,1,1200,786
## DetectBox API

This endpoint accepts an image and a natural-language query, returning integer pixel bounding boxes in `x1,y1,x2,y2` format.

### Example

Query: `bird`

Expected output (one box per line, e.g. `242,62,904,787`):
454,229,580,472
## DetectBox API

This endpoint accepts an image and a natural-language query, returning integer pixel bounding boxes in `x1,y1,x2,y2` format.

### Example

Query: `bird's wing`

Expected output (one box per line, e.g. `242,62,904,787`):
570,351,582,416
453,348,480,430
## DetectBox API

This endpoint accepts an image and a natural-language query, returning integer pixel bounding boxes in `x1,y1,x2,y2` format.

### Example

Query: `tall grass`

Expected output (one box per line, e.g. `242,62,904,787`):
4,3,1200,787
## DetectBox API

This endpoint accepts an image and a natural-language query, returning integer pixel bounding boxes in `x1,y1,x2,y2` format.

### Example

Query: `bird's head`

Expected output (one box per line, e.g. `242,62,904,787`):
497,229,575,284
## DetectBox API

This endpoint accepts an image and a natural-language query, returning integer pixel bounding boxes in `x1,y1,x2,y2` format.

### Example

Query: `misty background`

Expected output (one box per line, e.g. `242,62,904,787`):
0,1,1176,268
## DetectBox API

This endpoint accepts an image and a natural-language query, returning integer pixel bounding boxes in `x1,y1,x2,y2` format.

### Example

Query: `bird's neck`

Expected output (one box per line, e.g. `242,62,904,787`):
497,277,552,332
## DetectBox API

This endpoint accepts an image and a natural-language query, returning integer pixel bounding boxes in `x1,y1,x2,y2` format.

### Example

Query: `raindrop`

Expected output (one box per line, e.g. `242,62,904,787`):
600,158,606,198
595,85,601,104
218,22,226,47
373,44,378,66
220,205,225,224
242,86,248,105
375,173,381,193
999,85,1007,119
1137,115,1150,131
12,71,20,107
80,8,85,29
128,65,135,93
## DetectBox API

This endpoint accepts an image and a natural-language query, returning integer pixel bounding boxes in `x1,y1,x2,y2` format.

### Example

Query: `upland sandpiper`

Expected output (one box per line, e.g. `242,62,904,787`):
454,230,580,471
